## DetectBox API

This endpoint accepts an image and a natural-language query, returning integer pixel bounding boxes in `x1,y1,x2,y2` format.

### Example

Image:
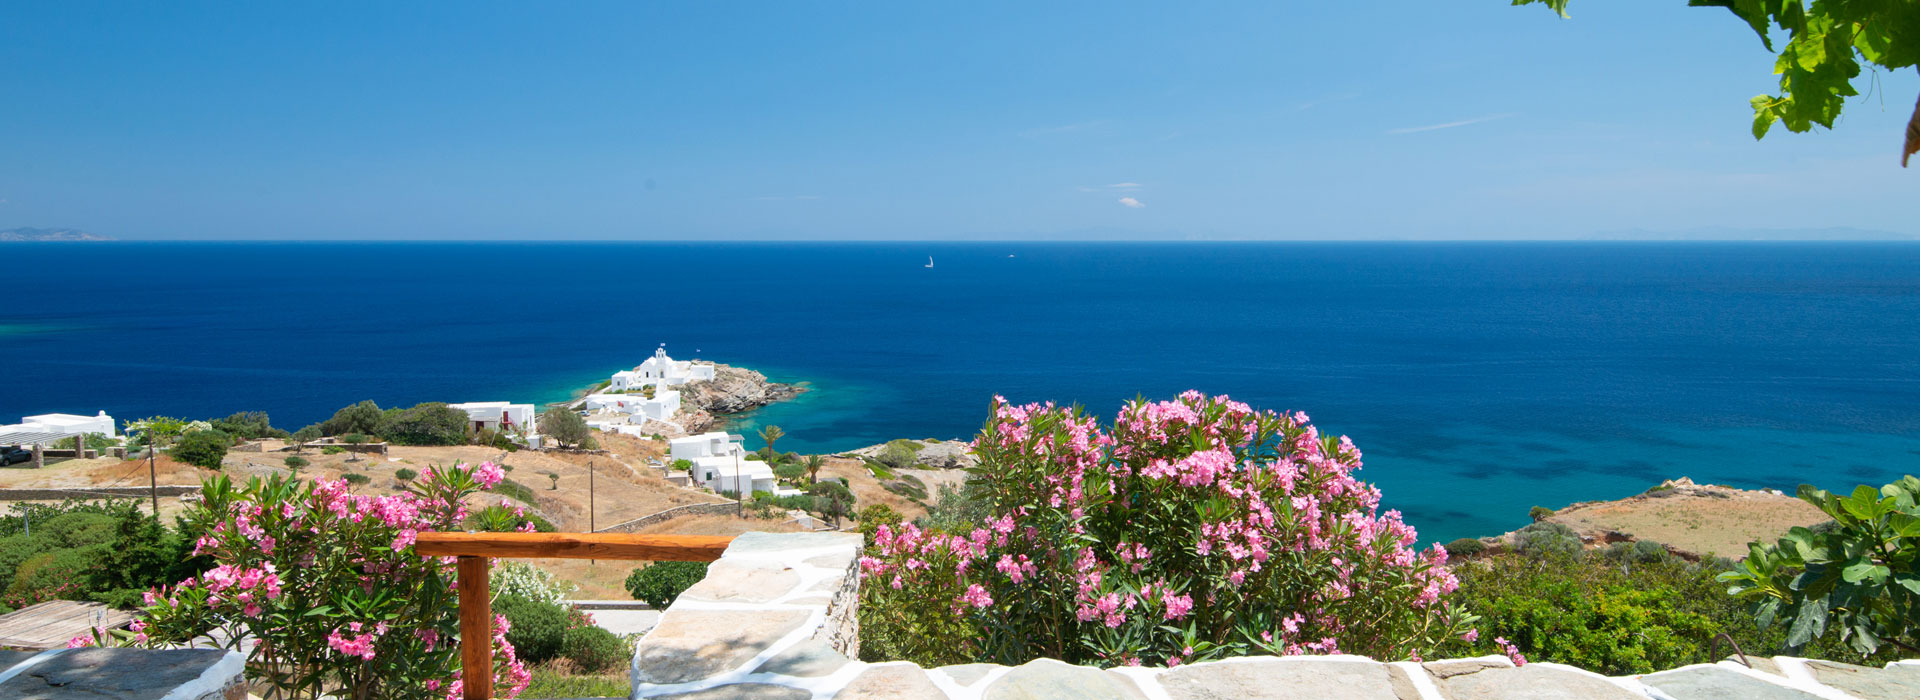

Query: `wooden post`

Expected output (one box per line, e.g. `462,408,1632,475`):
457,556,492,700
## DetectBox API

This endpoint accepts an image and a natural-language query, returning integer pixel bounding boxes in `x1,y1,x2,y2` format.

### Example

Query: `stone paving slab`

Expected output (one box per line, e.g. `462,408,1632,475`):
1434,663,1644,700
1159,657,1412,700
0,648,244,700
1641,665,1826,700
1804,659,1920,699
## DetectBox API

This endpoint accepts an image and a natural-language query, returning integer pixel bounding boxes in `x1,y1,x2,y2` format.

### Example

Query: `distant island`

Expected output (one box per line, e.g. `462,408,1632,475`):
0,227,114,242
1585,226,1913,241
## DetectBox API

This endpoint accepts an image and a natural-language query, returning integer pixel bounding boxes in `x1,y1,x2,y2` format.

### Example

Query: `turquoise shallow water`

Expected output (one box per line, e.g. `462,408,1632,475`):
4,241,1919,543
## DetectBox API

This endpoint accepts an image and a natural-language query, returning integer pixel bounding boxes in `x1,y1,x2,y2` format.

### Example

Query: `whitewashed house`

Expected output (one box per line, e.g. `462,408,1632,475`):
610,345,717,391
581,390,680,422
0,411,118,446
446,402,536,434
669,431,777,494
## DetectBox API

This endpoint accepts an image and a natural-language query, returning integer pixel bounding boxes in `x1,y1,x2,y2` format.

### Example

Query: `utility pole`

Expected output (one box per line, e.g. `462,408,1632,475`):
147,428,159,519
734,450,743,518
588,459,596,565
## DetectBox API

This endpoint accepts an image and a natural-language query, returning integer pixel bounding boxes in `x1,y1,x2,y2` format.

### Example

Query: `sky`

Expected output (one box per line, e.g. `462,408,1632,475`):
2,1,1915,241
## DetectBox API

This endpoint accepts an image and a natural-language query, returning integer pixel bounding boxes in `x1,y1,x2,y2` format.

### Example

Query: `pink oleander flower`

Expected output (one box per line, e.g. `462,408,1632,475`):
1494,636,1527,666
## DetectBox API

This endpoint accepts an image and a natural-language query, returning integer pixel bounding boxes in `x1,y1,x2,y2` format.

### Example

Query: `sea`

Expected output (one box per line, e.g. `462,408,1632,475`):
5,242,1919,543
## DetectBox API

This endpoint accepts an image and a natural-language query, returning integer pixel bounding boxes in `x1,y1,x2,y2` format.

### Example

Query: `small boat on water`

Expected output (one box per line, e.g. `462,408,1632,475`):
925,256,935,268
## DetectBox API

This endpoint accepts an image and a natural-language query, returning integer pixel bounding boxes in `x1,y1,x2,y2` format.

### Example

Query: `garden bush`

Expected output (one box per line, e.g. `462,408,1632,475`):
490,562,576,605
210,411,286,440
81,463,532,699
284,456,309,469
494,594,570,665
560,625,629,673
3,546,104,608
322,446,345,455
395,467,418,481
858,392,1471,668
341,473,371,485
171,429,232,469
624,561,709,609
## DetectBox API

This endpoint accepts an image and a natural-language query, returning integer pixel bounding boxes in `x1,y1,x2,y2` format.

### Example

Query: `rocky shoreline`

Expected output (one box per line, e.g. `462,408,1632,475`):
1473,476,1828,561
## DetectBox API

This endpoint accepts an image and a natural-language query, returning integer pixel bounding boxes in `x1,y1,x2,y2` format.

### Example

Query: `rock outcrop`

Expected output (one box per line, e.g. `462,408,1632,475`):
841,438,975,469
672,364,805,432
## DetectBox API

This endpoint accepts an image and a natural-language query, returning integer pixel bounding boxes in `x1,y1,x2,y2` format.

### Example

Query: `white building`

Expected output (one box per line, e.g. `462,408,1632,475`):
581,390,680,422
446,402,536,434
669,431,778,494
610,345,717,391
0,411,117,446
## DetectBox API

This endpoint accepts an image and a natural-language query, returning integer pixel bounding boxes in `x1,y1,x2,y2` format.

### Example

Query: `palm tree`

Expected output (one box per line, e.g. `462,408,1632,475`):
758,425,785,456
803,454,825,484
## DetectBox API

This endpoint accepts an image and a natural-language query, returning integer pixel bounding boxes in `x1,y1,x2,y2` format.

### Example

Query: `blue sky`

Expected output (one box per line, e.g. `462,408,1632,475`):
2,1,1914,240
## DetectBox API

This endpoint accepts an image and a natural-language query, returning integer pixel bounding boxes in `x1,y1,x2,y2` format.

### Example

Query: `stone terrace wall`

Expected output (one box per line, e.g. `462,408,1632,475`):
627,532,1920,700
595,502,741,534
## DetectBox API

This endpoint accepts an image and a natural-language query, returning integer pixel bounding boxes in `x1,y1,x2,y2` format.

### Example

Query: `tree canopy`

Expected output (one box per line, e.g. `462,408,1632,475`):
1517,1,1920,165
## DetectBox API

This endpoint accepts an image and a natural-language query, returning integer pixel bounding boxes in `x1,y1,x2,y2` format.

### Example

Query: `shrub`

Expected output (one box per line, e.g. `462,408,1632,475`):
376,403,470,446
490,562,577,606
546,472,559,490
1528,505,1555,521
539,410,596,449
84,433,119,451
322,446,345,455
1442,550,1891,674
857,504,903,546
283,456,310,469
319,400,383,437
1513,521,1583,559
1721,476,1920,656
210,411,287,440
339,433,371,445
394,467,418,482
875,442,920,471
170,429,232,469
3,545,105,608
917,481,989,534
624,561,709,609
341,473,371,485
859,393,1470,668
561,625,629,673
494,594,570,664
1444,538,1488,559
1601,539,1672,564
774,463,807,482
85,463,531,698
466,504,555,533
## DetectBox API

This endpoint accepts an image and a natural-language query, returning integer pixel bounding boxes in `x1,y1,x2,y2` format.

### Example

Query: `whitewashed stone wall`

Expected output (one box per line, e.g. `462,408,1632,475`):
628,532,1920,700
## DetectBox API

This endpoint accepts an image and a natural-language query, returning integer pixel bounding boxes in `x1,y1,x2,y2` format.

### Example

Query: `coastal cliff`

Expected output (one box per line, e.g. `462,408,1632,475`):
1479,476,1828,561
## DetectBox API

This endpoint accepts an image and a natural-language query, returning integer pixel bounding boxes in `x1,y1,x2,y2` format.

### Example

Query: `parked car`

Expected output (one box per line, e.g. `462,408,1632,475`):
0,445,33,466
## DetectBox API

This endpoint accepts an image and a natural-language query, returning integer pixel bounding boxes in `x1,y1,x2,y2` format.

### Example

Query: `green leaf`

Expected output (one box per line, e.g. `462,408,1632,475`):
1895,576,1920,597
1840,559,1888,584
1786,593,1829,647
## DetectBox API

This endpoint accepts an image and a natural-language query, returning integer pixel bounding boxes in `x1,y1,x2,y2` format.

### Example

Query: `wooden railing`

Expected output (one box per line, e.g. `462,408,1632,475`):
415,532,736,700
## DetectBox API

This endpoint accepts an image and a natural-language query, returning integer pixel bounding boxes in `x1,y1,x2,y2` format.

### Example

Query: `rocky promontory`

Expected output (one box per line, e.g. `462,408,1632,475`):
672,363,805,433
1478,476,1828,561
840,438,975,469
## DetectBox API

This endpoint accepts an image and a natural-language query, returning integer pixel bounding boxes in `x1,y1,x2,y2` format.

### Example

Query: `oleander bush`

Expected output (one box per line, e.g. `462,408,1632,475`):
624,561,709,610
78,463,532,699
858,392,1472,668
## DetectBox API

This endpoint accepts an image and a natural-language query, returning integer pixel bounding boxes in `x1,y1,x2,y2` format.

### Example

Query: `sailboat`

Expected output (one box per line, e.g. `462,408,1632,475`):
925,256,935,268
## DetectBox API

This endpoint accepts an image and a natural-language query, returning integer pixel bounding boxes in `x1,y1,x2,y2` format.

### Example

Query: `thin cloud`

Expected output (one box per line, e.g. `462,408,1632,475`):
1388,113,1515,134
1107,182,1143,189
1118,197,1145,209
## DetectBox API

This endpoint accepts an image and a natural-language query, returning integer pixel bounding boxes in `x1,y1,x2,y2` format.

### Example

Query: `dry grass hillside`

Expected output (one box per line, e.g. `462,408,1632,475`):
1507,477,1830,560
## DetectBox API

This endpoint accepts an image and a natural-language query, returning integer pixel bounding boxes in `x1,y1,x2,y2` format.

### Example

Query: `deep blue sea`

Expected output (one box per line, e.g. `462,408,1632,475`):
6,242,1919,543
